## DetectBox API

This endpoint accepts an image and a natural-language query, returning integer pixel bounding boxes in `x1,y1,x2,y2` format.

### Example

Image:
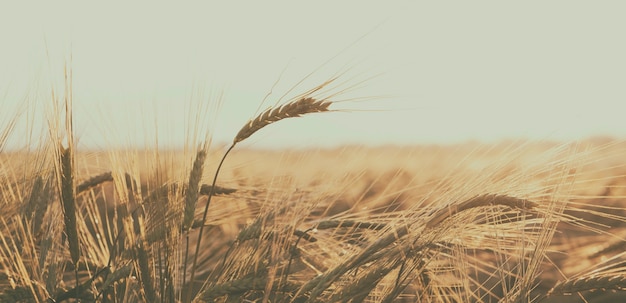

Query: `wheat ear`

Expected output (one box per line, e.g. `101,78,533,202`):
234,97,331,144
315,220,386,231
425,194,537,229
548,275,626,296
59,147,80,266
199,184,236,196
76,171,113,195
22,175,52,234
22,176,44,219
201,276,299,301
100,263,133,295
183,149,207,232
136,239,157,302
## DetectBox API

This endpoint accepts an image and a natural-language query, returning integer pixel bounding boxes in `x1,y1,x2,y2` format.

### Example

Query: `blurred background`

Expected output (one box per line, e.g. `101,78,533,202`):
1,1,625,150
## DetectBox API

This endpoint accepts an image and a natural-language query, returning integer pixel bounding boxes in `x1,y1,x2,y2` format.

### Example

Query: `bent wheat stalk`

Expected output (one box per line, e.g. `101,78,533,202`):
186,96,333,303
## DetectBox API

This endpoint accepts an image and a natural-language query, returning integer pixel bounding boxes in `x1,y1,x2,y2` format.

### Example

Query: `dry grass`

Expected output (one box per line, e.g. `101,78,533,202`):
2,70,626,303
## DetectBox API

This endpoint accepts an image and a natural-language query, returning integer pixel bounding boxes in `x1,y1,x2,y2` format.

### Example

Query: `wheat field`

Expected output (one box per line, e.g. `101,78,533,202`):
1,76,626,303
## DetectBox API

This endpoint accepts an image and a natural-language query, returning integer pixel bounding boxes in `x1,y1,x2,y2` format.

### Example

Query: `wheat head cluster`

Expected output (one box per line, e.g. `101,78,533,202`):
1,70,626,303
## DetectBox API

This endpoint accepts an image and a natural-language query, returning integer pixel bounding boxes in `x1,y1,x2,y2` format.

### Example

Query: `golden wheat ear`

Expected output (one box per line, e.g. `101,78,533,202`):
548,275,626,296
183,149,207,232
233,97,332,144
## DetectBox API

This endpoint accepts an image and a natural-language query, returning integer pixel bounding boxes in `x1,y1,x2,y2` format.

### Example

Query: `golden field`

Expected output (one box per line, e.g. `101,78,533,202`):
2,137,626,302
4,3,626,299
1,62,625,303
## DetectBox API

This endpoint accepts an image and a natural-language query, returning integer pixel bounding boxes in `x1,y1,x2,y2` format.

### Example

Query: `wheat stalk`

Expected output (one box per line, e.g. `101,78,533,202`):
188,96,335,303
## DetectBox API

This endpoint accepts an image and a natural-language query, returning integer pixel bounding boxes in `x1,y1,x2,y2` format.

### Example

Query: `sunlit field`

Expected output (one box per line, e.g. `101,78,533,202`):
3,1,626,301
2,74,626,303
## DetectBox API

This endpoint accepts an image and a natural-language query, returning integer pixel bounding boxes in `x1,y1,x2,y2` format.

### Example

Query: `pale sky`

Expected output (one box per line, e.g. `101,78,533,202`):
1,1,625,149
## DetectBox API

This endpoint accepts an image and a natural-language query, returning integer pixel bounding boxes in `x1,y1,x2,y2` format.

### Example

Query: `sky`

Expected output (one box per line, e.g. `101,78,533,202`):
1,1,625,149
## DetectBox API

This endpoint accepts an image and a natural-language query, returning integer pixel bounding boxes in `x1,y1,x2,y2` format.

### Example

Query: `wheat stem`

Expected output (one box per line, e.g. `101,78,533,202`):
187,95,334,302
